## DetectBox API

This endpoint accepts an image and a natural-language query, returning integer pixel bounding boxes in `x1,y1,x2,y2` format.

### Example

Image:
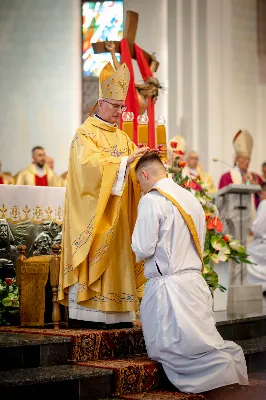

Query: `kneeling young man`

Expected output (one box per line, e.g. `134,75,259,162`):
132,152,248,394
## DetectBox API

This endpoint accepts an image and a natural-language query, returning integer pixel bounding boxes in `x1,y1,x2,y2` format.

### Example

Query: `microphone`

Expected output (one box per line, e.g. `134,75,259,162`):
212,158,233,168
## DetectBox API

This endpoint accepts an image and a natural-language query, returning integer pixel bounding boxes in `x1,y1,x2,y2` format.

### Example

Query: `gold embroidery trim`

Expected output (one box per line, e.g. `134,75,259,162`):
0,203,64,225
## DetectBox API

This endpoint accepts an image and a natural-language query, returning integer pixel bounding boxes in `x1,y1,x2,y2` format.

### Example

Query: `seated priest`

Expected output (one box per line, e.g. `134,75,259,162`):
16,146,59,187
58,62,149,329
46,155,66,187
132,151,248,394
219,130,263,208
59,171,68,187
46,156,54,171
247,182,266,295
0,161,14,184
185,150,216,194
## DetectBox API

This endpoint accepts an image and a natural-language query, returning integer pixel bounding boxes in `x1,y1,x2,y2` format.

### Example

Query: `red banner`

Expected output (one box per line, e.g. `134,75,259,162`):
120,38,155,148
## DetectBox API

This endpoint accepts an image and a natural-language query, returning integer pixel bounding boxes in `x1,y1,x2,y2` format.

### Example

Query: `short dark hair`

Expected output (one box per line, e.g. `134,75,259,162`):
262,162,266,169
261,182,266,191
135,151,165,173
32,146,44,154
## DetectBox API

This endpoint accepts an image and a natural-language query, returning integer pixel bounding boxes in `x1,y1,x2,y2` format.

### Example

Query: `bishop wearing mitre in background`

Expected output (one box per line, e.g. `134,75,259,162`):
58,62,148,329
219,130,263,209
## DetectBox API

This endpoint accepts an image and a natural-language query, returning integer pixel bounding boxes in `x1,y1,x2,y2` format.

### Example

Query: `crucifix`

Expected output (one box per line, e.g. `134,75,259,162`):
92,10,159,72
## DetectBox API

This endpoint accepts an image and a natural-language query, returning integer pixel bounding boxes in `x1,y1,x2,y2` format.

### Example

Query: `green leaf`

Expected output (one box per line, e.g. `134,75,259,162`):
211,235,226,250
229,241,244,252
2,298,12,307
217,284,227,292
203,264,211,273
8,309,19,315
211,253,220,264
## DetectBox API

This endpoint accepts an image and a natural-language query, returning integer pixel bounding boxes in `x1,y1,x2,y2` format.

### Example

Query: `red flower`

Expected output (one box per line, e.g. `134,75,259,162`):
205,214,211,221
138,144,144,148
179,161,187,168
5,278,13,286
157,144,163,151
170,141,178,149
207,217,223,233
184,180,197,189
174,150,185,155
222,235,229,242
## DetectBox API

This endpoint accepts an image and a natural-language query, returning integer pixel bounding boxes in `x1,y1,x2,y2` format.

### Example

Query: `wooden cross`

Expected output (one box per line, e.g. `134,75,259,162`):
92,10,159,71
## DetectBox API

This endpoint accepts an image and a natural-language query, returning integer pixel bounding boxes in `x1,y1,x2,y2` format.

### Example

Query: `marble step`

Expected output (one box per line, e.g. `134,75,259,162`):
119,392,205,400
1,311,266,368
237,336,266,373
0,324,146,362
75,355,162,396
76,337,266,397
0,364,112,400
216,313,266,341
0,332,71,371
118,371,266,399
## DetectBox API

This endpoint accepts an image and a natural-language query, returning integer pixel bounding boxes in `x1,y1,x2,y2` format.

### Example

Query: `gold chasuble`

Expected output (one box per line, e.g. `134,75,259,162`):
58,117,144,312
58,62,145,314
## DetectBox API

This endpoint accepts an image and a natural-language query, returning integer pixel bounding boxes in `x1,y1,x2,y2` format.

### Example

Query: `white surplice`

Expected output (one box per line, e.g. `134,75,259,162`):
247,199,266,291
132,178,248,393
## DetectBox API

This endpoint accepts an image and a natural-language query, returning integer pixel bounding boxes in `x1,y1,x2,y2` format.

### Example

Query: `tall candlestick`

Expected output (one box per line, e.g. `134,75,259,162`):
156,117,167,161
122,112,134,141
137,115,149,148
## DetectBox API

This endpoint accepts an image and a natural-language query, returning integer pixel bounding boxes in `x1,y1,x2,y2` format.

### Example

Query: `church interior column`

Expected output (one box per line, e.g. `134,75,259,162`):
206,0,232,185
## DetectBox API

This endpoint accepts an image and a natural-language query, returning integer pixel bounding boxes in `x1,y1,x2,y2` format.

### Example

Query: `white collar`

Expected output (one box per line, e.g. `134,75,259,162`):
94,114,116,127
35,165,45,177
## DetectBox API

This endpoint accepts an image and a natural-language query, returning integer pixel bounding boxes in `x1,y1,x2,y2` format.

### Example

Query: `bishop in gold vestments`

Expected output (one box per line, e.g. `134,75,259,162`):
58,62,147,326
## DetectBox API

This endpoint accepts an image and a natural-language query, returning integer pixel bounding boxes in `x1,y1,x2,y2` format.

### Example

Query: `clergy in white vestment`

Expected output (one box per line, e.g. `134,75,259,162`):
247,182,266,293
131,152,248,394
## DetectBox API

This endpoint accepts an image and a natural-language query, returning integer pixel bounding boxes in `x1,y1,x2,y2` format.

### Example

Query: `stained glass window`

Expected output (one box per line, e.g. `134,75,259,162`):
82,1,124,77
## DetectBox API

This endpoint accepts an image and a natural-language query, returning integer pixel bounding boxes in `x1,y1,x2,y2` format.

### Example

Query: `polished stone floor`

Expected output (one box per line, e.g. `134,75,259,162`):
215,305,266,323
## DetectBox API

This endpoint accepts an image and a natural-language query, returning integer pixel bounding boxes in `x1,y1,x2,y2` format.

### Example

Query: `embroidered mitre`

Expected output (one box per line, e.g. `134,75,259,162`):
233,130,253,157
99,62,130,101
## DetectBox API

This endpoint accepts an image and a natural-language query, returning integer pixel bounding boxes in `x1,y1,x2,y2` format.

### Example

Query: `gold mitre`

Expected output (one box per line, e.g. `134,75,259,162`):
168,135,188,155
233,129,253,157
99,62,130,101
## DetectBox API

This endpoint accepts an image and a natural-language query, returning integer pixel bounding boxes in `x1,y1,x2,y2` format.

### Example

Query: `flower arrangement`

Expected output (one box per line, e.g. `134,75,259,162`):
0,278,19,326
168,146,251,292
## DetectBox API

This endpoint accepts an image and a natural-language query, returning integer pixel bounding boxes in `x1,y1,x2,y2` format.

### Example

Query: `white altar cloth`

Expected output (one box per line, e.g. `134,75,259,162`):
0,185,66,225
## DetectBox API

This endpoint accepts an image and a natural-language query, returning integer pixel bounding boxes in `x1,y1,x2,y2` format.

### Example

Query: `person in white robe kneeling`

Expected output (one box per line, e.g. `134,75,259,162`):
247,182,266,294
131,152,248,394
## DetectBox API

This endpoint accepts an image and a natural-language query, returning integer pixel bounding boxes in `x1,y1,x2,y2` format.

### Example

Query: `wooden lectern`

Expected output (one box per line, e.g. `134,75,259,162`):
213,184,263,312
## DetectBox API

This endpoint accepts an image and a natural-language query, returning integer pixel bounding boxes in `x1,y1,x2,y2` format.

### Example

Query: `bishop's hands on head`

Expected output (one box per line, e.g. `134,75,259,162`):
127,147,150,164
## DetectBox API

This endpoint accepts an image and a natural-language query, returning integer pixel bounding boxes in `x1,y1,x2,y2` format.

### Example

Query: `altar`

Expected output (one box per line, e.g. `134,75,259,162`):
0,184,66,263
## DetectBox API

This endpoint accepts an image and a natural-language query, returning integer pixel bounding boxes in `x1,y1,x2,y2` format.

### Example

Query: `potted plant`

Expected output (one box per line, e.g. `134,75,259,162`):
0,278,19,326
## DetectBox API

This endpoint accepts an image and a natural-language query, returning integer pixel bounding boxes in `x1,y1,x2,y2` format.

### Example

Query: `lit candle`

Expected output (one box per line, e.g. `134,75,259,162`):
122,112,134,141
137,115,149,148
156,117,167,160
